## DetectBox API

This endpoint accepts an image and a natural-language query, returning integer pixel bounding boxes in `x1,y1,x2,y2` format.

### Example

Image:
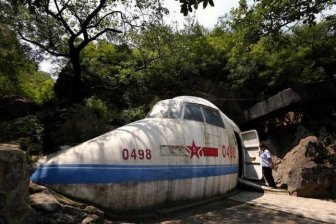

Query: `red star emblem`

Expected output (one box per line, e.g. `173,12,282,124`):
186,140,201,159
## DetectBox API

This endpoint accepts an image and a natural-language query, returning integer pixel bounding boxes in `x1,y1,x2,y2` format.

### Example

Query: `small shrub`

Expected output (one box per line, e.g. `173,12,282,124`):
119,106,146,124
84,96,115,124
0,115,44,154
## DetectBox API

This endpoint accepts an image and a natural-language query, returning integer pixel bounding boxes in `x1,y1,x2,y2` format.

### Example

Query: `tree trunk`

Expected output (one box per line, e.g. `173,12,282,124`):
70,49,83,103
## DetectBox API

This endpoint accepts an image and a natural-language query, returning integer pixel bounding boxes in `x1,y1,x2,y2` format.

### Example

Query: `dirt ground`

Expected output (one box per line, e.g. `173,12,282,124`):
112,199,323,224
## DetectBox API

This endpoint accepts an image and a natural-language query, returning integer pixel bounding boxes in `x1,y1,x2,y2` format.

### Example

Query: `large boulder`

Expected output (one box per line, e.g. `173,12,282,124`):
274,136,336,198
29,183,108,224
0,144,31,224
0,95,37,120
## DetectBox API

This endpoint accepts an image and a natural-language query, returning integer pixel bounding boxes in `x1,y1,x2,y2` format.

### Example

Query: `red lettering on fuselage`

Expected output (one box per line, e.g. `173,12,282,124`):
122,148,152,160
222,145,236,158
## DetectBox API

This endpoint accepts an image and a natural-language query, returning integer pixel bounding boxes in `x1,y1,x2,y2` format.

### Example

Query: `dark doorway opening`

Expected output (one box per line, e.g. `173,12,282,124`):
234,131,243,178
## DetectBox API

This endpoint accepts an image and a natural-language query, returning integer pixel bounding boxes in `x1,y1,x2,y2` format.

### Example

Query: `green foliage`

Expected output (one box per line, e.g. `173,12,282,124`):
81,40,148,111
178,0,214,16
0,24,32,95
226,18,336,96
3,0,166,102
128,22,232,98
230,0,333,38
84,96,115,124
19,71,55,104
79,13,336,120
0,115,44,150
82,42,132,78
0,23,55,103
2,0,334,103
118,106,146,124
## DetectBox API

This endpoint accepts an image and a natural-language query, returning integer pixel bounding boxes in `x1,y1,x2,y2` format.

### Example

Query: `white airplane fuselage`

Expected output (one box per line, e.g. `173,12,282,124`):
31,96,259,212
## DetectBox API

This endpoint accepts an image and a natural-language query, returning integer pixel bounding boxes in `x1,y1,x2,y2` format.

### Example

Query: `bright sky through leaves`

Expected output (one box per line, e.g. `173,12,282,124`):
163,0,239,29
39,0,238,72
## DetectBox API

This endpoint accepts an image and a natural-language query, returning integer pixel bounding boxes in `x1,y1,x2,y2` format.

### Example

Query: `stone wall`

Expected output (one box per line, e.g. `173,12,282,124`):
0,144,30,224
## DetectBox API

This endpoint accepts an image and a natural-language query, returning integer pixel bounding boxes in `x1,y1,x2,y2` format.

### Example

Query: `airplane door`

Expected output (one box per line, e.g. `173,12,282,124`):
240,130,262,180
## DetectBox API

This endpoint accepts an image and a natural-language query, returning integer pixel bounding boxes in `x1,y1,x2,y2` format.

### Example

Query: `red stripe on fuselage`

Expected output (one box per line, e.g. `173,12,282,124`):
201,147,218,157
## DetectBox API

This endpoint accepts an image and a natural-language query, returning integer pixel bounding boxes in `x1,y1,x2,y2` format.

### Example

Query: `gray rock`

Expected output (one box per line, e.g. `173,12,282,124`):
274,136,336,198
0,144,31,224
29,185,108,224
29,191,61,212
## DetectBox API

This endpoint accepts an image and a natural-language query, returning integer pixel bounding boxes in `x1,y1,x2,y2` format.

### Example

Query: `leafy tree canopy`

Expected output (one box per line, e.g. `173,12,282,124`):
1,0,335,117
1,0,166,103
0,23,54,103
230,0,334,42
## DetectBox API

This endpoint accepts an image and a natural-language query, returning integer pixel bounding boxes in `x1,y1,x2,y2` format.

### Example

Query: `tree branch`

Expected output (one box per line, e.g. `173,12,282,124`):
77,28,122,51
45,1,74,36
81,0,107,29
55,0,71,17
67,3,84,26
18,31,69,57
87,10,122,29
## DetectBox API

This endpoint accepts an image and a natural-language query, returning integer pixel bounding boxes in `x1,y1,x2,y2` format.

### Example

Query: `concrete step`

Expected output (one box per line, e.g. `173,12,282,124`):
238,178,289,195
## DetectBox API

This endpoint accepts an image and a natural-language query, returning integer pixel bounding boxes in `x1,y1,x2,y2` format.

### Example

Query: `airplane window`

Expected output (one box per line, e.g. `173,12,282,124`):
202,106,225,128
183,103,204,122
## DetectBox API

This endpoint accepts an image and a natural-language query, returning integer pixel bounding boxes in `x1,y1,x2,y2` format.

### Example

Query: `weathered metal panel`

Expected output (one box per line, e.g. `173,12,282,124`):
52,173,238,211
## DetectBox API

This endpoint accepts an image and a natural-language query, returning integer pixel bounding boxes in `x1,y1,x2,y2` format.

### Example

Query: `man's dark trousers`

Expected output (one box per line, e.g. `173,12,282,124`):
262,166,276,188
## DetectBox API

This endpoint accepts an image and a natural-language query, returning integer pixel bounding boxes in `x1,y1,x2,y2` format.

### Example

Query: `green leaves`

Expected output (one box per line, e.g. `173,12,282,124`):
178,0,215,16
19,71,55,104
0,23,54,104
204,0,214,8
227,19,336,97
231,0,333,37
223,0,336,96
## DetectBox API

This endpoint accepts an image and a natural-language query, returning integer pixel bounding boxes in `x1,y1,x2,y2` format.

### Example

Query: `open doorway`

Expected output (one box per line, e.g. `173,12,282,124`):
234,131,244,178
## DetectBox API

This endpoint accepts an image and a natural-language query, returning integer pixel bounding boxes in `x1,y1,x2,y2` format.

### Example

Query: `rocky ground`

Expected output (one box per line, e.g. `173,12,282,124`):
29,183,106,224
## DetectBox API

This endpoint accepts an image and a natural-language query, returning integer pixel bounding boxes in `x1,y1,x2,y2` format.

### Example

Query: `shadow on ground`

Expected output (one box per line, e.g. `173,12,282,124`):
112,199,323,224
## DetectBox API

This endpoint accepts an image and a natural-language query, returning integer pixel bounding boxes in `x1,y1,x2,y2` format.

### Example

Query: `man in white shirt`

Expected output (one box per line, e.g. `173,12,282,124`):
260,143,276,188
